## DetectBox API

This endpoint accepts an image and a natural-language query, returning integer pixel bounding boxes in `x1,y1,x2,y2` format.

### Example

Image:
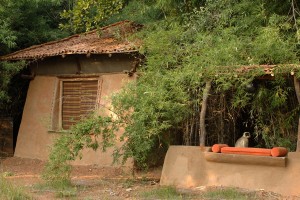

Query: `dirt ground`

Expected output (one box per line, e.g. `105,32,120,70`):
0,157,162,199
1,157,300,200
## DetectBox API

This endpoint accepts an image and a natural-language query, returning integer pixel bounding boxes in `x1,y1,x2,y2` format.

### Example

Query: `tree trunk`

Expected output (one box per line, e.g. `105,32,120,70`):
199,80,211,147
293,75,300,152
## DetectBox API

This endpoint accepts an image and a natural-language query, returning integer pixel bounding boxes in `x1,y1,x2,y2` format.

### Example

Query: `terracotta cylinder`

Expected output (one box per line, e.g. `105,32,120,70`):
271,147,288,157
212,144,229,153
221,147,272,156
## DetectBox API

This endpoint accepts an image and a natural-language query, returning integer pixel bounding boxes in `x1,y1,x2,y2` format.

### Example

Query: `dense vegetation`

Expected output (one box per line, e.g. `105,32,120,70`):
41,0,300,183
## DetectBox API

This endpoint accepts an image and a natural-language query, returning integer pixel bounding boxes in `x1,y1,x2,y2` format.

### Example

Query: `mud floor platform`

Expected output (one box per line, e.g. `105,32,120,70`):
160,146,300,196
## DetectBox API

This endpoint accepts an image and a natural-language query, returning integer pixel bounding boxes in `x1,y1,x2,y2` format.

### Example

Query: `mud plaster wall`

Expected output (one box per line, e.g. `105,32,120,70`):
160,146,300,196
15,73,135,167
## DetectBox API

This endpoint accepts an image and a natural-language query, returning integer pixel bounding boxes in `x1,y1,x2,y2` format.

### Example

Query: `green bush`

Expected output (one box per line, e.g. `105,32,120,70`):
42,114,118,184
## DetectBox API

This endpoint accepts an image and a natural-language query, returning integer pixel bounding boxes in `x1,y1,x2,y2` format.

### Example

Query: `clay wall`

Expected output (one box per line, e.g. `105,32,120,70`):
160,146,300,196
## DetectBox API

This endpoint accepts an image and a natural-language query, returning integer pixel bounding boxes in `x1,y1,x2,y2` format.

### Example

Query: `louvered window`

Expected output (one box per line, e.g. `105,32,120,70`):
62,80,98,130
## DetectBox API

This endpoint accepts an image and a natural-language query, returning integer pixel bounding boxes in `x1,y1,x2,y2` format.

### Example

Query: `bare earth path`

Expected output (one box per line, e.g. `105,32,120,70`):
1,157,300,200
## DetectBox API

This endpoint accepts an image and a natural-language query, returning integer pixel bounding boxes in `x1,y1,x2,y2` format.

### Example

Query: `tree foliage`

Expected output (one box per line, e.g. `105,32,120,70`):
60,0,124,32
0,0,71,108
0,0,70,54
0,61,25,103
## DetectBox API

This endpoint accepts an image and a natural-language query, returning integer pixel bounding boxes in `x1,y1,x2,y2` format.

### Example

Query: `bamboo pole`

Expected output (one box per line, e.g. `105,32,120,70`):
199,80,211,147
293,75,300,152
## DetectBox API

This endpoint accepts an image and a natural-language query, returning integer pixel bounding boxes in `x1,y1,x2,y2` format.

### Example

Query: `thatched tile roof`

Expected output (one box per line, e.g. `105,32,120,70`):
0,20,142,61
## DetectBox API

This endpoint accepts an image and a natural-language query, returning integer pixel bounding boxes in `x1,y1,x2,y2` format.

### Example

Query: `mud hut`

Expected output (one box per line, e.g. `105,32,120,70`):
0,20,141,166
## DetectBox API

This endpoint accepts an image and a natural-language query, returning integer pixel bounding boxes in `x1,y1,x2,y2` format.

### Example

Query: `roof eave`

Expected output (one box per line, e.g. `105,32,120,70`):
0,49,140,61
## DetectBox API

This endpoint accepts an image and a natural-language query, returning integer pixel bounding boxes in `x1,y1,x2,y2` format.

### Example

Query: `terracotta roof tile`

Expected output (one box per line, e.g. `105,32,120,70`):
0,20,142,61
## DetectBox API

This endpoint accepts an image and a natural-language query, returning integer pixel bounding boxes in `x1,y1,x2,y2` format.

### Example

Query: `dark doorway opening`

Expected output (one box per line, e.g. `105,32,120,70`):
0,69,30,156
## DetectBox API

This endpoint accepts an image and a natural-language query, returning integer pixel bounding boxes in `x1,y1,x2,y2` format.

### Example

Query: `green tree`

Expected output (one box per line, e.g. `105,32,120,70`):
60,0,124,32
0,61,25,103
0,0,70,54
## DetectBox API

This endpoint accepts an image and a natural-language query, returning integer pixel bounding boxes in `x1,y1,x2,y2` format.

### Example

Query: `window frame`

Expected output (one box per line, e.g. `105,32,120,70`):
58,76,102,130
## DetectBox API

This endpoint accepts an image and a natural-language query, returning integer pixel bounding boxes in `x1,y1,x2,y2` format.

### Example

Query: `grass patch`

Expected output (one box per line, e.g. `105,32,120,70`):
0,174,32,200
34,180,77,198
2,171,14,177
122,178,135,188
140,186,194,200
55,189,77,198
203,187,253,200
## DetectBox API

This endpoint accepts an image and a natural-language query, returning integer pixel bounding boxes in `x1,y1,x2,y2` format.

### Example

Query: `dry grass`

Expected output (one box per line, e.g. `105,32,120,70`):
0,173,32,200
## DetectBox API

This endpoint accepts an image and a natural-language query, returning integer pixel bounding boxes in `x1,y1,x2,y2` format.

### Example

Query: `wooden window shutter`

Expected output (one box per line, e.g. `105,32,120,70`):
62,80,98,130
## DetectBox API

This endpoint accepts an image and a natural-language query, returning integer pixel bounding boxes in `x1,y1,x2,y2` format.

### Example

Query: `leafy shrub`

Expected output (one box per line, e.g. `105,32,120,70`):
42,114,118,184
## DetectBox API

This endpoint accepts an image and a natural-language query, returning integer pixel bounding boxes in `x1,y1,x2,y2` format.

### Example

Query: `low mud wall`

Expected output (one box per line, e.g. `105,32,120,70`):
160,146,300,196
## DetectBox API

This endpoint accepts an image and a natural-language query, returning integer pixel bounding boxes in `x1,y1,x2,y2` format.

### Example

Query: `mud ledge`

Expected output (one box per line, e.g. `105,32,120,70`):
204,152,286,167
